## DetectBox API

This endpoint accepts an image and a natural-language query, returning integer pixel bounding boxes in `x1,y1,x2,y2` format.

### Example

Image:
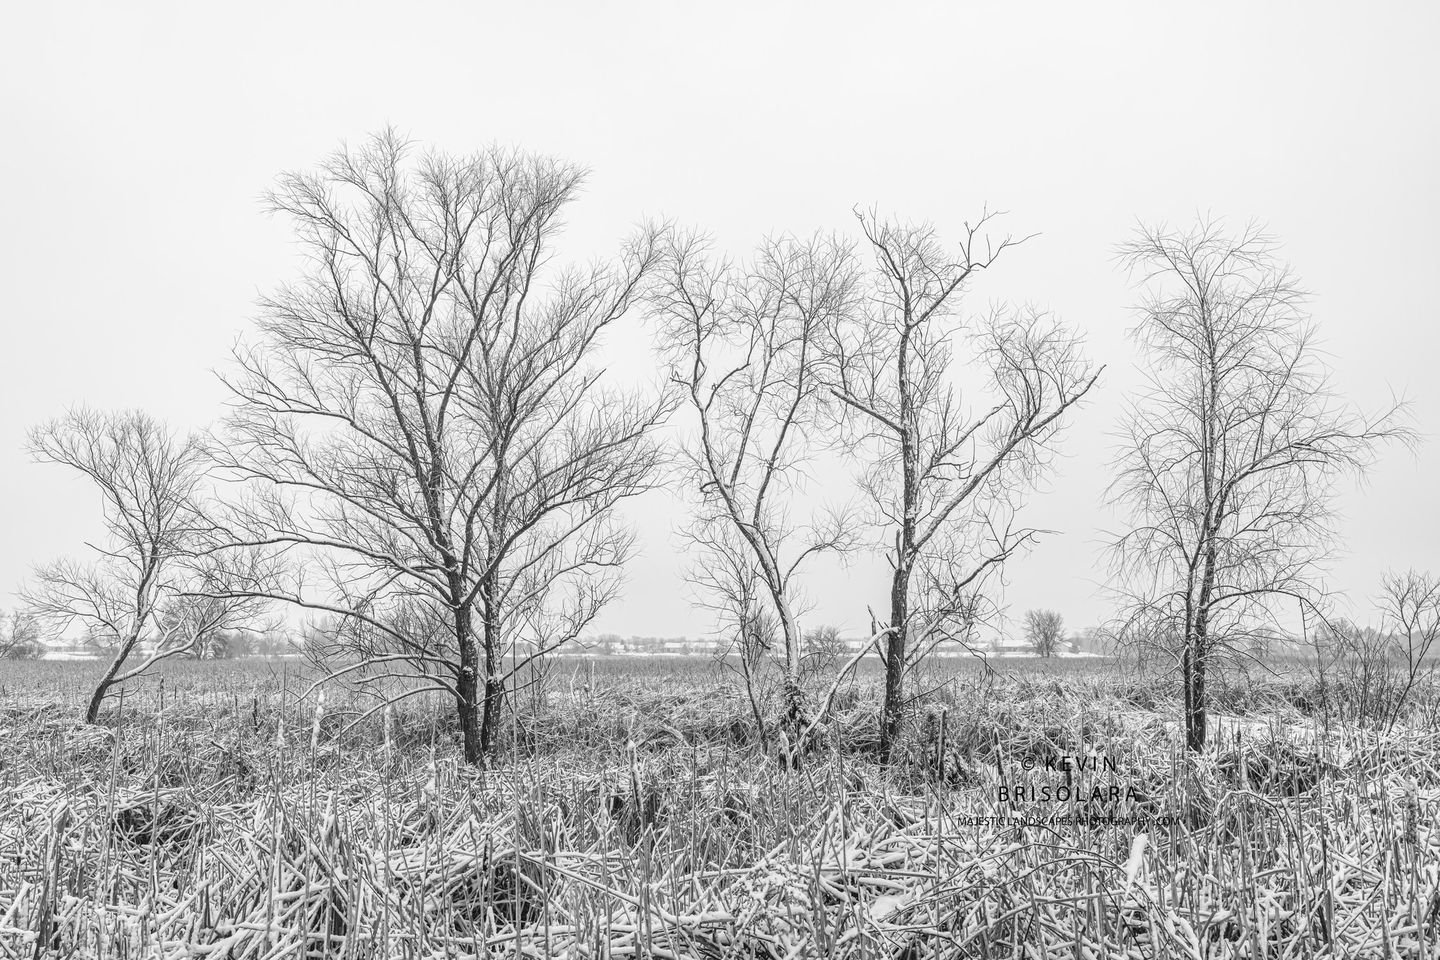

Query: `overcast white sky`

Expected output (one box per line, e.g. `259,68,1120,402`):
2,2,1437,640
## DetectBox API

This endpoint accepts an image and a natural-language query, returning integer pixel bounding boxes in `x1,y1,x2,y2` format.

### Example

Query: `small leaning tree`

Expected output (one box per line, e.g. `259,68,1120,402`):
24,409,267,723
827,210,1101,763
1108,220,1411,751
213,131,671,766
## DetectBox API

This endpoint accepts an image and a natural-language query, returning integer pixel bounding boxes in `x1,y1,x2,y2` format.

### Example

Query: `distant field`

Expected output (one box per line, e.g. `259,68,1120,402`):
0,652,1129,714
2,653,1438,958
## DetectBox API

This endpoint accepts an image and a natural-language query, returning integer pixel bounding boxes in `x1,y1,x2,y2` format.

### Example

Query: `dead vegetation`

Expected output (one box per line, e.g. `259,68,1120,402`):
1,658,1439,958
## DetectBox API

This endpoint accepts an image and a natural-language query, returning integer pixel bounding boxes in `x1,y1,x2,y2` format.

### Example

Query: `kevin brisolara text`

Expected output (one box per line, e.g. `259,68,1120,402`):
997,784,1143,803
954,815,1181,828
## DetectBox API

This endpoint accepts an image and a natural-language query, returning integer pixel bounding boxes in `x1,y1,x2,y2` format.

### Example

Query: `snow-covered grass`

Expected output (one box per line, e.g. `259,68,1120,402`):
1,658,1437,957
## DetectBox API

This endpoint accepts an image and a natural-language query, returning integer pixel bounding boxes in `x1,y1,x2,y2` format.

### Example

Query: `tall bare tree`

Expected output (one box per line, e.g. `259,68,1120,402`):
1108,220,1411,751
24,410,267,722
1024,608,1065,657
648,230,857,743
212,131,670,765
827,211,1100,762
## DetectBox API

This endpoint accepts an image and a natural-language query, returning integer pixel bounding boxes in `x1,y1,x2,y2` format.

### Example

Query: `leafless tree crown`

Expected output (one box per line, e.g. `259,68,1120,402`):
1024,608,1065,657
1107,219,1414,748
648,229,859,739
24,410,267,719
212,130,671,762
826,210,1101,759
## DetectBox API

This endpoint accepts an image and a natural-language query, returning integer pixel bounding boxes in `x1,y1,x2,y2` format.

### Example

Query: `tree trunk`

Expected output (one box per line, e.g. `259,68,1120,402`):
84,674,114,725
775,607,809,755
84,639,138,724
454,605,484,765
879,318,917,766
481,672,503,759
1185,533,1217,753
878,564,909,763
1182,631,1208,752
478,575,504,762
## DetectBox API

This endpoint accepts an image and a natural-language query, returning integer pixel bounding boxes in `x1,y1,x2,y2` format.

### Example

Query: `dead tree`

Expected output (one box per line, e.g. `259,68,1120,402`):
827,210,1100,763
648,230,857,745
213,131,671,765
1024,609,1065,657
1108,220,1411,751
24,410,267,722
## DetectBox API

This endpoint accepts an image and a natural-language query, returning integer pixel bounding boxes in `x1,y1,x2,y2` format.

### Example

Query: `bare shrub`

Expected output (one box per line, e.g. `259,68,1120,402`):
0,609,43,660
1314,571,1440,729
801,625,845,678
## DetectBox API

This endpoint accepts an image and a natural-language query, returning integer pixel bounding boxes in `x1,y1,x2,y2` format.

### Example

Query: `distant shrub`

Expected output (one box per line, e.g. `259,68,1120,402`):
0,609,43,660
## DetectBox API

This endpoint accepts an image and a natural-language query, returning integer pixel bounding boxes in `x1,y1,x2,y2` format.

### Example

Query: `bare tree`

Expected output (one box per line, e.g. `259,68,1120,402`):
648,230,857,743
212,131,671,765
802,624,845,676
1330,571,1440,731
1024,608,1065,657
1375,570,1440,729
0,609,43,660
1108,220,1412,751
686,522,782,744
24,410,268,722
827,210,1100,762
